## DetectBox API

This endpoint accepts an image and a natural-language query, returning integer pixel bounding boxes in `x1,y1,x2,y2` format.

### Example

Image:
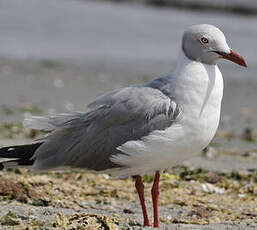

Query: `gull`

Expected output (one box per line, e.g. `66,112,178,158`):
0,24,247,228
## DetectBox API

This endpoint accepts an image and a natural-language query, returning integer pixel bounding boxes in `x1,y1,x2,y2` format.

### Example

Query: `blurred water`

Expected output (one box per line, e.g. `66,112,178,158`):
0,0,256,136
0,0,256,78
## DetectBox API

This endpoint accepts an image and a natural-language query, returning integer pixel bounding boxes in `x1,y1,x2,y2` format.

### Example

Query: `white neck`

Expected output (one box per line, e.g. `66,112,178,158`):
172,51,224,119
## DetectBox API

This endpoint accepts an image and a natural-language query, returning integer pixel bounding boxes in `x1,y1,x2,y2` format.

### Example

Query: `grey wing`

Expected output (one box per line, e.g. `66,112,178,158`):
25,85,181,171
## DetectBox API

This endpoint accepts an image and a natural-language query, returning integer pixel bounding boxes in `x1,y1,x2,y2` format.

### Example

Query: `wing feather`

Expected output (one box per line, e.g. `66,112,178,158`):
29,83,181,172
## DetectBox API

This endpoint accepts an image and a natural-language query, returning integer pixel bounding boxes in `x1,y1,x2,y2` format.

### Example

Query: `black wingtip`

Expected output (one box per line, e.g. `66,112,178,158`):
0,142,43,170
0,142,43,159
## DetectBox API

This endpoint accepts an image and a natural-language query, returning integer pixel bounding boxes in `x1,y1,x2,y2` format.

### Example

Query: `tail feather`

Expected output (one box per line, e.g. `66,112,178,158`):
23,113,82,132
0,142,42,170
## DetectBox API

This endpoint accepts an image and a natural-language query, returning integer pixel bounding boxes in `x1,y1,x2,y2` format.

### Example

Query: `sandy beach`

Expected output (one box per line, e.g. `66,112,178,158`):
0,0,256,229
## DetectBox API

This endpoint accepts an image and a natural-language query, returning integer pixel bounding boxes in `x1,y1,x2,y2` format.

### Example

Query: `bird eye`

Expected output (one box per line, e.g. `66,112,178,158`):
200,37,209,44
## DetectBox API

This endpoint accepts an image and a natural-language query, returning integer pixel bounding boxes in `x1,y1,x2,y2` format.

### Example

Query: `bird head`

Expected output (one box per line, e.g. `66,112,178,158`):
182,24,247,67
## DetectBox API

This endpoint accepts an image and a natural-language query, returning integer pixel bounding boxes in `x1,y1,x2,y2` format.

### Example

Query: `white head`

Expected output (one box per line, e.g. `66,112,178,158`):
182,24,247,67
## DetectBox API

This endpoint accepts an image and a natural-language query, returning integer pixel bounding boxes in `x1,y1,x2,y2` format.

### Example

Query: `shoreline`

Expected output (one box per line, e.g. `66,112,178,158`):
96,0,257,16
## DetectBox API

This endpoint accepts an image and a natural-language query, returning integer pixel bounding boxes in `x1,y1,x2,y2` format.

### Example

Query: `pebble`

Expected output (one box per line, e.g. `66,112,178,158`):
202,183,225,194
166,215,172,220
102,174,110,180
238,193,245,198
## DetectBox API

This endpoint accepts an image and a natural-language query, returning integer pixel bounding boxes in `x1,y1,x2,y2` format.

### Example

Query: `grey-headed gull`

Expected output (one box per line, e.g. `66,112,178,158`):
0,24,247,228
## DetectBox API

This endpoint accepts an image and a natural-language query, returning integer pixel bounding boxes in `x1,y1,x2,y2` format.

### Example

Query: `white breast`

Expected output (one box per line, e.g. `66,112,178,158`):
173,54,224,151
109,55,224,177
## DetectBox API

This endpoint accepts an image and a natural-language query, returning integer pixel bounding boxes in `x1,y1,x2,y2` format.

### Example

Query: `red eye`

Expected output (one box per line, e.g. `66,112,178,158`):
201,37,209,44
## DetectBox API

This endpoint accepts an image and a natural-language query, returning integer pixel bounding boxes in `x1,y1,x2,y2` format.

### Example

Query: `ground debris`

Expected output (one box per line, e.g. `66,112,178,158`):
0,211,21,226
53,213,120,230
242,127,256,142
0,177,49,205
0,179,28,202
201,183,225,194
0,167,256,229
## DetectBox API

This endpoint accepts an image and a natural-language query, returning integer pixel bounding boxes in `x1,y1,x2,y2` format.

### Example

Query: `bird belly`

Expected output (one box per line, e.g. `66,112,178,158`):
109,114,219,177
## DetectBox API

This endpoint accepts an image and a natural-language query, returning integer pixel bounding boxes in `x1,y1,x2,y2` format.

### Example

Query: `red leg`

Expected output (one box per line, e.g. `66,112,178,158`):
135,175,152,227
151,171,160,228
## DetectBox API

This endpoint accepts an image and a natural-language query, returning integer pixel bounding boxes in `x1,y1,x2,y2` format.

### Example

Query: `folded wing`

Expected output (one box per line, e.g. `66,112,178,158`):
24,85,181,172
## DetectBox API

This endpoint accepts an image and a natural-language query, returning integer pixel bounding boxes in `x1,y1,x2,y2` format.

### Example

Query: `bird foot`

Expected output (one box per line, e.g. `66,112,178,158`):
153,223,160,228
143,222,152,227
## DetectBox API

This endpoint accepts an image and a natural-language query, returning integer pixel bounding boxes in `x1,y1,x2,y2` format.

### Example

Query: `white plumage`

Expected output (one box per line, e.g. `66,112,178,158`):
110,51,223,176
